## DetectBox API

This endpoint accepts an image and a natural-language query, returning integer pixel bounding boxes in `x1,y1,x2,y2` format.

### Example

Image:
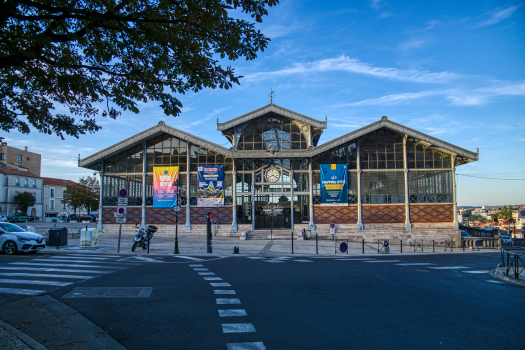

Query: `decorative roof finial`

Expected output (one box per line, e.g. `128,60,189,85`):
268,89,275,104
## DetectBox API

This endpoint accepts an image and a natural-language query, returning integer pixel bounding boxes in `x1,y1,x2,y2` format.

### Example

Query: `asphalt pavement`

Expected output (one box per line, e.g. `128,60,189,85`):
0,249,523,350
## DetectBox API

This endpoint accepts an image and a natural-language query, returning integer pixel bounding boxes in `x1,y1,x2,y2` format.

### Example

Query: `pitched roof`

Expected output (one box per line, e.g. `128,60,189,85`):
216,104,327,131
0,167,39,177
42,177,80,187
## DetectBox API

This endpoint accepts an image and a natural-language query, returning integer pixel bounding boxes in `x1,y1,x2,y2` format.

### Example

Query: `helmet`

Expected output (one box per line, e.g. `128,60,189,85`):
147,225,158,233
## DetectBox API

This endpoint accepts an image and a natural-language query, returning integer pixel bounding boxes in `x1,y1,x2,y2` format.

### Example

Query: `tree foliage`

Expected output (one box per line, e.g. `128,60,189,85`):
62,176,100,213
1,0,278,139
14,191,36,213
62,185,85,214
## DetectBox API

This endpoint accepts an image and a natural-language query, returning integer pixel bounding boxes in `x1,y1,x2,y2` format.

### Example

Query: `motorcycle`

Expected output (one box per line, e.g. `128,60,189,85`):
131,225,158,252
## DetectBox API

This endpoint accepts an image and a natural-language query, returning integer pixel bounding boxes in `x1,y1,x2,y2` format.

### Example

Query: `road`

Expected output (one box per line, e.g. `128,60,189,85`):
0,252,522,349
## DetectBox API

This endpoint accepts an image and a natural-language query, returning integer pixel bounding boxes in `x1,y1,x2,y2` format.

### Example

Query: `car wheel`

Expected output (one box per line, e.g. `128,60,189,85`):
2,241,18,255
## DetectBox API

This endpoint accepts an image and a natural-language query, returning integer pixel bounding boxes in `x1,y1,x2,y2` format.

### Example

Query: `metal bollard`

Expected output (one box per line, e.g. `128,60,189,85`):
433,240,435,253
56,231,59,250
400,240,403,253
316,233,318,254
362,239,365,254
291,229,294,254
377,240,380,254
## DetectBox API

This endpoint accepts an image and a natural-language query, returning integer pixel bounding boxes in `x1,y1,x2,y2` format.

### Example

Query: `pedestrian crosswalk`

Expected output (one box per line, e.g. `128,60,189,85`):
0,254,141,296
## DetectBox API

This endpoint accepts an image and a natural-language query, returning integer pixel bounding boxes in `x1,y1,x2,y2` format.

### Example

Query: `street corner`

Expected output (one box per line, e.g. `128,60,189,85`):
489,268,525,287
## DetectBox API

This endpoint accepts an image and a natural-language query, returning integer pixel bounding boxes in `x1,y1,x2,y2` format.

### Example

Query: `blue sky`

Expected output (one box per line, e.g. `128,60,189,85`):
4,0,524,206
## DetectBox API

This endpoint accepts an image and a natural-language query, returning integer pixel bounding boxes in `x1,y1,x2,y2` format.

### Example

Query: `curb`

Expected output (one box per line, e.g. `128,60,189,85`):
32,295,127,350
0,320,47,350
489,268,525,287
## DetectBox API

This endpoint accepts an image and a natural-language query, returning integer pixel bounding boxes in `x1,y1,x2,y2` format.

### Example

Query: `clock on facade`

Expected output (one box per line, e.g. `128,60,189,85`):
265,168,280,183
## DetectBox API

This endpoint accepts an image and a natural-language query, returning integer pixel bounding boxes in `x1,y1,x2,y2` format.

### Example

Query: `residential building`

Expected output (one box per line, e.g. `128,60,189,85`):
0,142,41,176
42,178,87,221
0,166,43,218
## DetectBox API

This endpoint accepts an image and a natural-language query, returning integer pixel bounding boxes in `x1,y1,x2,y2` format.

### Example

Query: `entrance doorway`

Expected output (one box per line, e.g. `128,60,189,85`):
254,195,292,229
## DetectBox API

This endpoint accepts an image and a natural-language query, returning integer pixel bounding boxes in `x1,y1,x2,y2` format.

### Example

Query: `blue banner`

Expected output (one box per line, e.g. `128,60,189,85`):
320,164,348,206
197,165,224,207
153,166,179,208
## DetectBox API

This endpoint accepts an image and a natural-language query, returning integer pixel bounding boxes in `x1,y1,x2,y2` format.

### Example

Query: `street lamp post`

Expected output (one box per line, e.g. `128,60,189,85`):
173,180,182,254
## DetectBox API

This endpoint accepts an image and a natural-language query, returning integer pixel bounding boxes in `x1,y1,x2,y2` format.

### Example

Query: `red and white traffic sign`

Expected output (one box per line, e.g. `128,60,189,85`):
118,188,128,205
116,206,127,217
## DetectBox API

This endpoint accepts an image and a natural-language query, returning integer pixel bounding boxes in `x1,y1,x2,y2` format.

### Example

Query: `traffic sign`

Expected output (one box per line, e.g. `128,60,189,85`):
119,188,128,198
340,242,348,253
118,197,128,206
330,223,335,229
116,217,126,223
383,240,389,247
213,219,218,225
116,206,127,217
173,205,181,212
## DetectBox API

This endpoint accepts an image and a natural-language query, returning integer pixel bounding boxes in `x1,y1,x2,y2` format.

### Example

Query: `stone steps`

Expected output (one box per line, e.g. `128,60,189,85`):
247,230,296,240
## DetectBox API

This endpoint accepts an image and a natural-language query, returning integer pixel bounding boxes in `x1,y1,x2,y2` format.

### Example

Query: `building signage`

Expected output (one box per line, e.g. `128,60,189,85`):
320,164,348,206
153,166,179,208
197,165,224,207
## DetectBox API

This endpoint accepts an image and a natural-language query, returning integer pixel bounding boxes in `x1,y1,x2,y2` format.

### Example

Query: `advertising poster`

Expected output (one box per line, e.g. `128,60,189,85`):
197,165,224,207
153,166,179,208
320,164,348,206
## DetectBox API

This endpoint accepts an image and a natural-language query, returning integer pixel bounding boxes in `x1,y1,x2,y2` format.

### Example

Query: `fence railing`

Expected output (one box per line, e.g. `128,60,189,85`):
500,249,525,279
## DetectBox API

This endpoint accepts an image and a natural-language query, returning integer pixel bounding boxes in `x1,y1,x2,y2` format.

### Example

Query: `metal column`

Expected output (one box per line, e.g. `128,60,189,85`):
356,139,364,231
231,161,238,233
97,160,104,232
141,141,147,228
185,142,192,232
403,135,412,231
290,169,294,233
451,154,459,230
308,157,315,232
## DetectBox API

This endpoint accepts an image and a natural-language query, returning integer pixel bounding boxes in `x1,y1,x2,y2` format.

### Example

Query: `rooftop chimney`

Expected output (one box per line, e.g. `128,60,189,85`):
24,146,27,151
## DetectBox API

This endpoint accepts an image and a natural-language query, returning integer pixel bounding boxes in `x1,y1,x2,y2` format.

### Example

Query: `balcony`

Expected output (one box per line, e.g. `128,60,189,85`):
15,183,20,187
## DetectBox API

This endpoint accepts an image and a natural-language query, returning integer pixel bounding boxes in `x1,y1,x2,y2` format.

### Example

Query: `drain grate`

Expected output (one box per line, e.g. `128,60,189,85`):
62,287,153,298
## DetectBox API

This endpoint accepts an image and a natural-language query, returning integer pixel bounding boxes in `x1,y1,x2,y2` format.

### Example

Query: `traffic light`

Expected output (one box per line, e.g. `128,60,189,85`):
209,213,213,219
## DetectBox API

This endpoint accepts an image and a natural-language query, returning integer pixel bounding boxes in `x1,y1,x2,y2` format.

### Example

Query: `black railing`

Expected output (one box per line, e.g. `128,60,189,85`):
500,248,525,279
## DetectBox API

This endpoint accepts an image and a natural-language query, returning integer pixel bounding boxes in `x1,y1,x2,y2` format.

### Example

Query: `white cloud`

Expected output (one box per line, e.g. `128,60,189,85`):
372,0,382,10
244,56,459,84
401,39,427,50
473,5,522,28
336,90,440,107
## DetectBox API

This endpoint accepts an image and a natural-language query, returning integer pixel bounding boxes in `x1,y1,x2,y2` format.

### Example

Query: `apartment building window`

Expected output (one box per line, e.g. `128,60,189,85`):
17,155,22,163
50,188,55,197
32,180,36,188
0,153,5,160
50,200,55,210
24,179,28,187
62,202,66,210
15,178,19,186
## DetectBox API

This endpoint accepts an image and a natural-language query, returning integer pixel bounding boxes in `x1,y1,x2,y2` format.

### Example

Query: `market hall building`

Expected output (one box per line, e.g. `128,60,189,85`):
79,104,478,242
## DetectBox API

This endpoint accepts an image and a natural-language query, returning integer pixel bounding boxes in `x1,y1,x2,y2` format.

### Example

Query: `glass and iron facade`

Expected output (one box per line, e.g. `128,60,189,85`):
80,104,478,233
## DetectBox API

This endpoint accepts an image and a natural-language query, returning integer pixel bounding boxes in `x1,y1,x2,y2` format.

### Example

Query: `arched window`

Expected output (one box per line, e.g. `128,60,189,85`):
238,116,307,150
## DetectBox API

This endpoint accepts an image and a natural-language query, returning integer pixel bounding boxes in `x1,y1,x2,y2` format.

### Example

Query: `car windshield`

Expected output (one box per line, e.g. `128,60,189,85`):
0,223,26,232
501,235,510,239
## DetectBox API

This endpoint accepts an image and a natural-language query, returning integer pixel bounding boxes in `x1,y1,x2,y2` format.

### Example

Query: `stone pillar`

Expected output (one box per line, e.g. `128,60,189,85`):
231,161,238,233
97,160,104,232
356,139,364,231
141,141,147,228
185,142,192,232
451,154,459,230
403,135,412,231
308,157,315,232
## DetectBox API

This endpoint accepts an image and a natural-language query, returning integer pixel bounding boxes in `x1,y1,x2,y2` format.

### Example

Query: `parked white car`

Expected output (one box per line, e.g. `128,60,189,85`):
0,222,46,255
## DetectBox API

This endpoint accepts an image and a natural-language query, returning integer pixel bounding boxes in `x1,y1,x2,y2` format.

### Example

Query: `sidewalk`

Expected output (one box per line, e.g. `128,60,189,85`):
52,232,497,257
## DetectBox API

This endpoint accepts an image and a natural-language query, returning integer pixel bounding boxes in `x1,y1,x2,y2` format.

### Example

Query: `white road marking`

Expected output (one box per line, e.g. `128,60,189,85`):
429,266,469,270
294,260,313,262
49,256,109,260
214,290,236,294
222,323,256,333
10,262,122,269
198,272,215,276
335,258,376,261
0,272,94,279
216,298,241,305
34,259,108,264
246,257,265,259
0,288,46,296
189,264,204,267
204,277,222,281
263,260,284,263
126,256,164,263
219,309,248,317
66,254,120,258
0,279,73,286
175,256,205,261
227,342,266,350
363,260,401,263
193,268,209,271
0,267,113,274
462,271,489,274
211,283,231,287
396,263,436,266
487,280,504,284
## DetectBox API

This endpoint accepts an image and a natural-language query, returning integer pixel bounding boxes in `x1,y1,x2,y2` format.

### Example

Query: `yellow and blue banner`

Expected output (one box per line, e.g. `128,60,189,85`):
320,164,348,206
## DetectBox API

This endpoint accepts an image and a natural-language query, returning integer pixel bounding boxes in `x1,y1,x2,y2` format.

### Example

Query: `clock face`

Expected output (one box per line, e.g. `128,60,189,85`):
265,168,280,183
